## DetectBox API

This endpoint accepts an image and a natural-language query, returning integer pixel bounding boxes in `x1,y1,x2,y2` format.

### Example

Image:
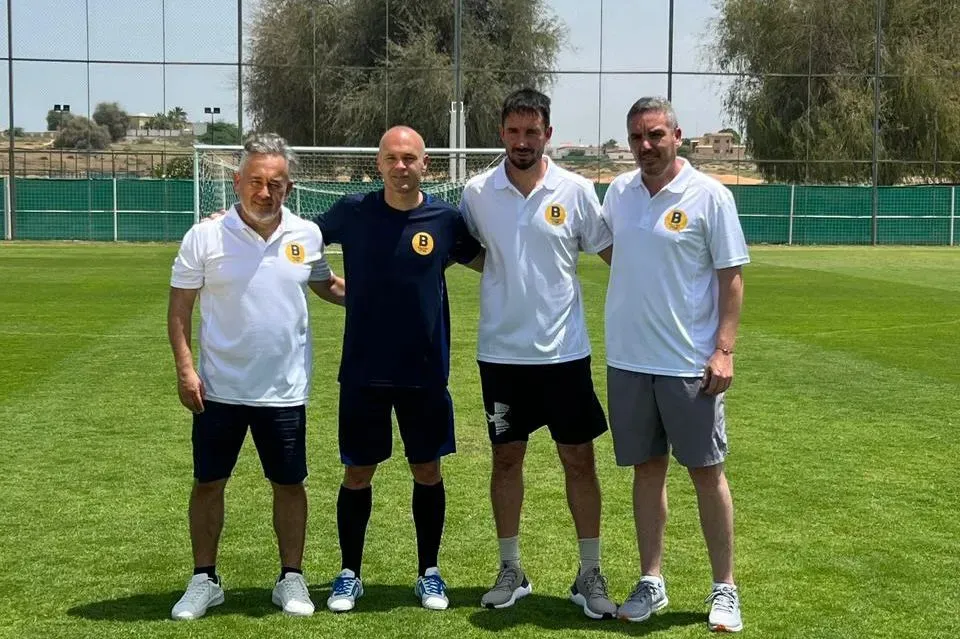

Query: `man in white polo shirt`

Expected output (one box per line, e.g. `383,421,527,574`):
166,133,344,621
460,88,617,620
601,97,749,633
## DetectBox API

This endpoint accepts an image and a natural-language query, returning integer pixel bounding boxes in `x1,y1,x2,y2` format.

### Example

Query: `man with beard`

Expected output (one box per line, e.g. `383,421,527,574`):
601,97,748,632
318,126,484,614
459,88,618,620
167,133,344,620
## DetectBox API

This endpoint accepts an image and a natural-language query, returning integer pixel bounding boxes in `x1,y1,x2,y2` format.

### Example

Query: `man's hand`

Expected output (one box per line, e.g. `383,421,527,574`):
177,369,205,413
701,350,733,395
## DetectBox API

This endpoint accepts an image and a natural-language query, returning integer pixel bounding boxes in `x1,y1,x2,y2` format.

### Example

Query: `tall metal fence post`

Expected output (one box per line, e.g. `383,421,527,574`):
112,176,118,242
3,175,10,240
951,186,956,247
788,184,796,246
193,148,201,224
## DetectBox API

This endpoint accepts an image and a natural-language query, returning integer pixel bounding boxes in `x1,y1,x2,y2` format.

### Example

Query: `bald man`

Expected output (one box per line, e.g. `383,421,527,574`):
315,126,484,613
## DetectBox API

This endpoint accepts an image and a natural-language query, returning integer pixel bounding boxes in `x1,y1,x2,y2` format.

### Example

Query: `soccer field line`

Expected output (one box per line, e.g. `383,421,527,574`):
803,317,960,336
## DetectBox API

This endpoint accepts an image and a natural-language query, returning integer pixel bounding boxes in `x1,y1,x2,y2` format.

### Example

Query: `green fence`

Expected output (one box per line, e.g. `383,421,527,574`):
1,178,957,245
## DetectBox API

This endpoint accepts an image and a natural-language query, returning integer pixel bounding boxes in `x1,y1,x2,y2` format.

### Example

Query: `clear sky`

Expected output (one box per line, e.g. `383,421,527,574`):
0,0,734,146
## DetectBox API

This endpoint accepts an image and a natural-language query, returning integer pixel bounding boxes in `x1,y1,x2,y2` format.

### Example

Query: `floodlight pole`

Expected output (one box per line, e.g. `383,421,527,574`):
667,0,675,101
6,0,14,239
871,0,883,246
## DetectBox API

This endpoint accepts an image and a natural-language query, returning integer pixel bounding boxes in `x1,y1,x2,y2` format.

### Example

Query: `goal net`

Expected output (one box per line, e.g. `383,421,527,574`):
193,145,505,228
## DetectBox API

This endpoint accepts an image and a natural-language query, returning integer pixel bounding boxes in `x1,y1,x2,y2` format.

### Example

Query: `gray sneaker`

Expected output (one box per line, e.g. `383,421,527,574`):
618,576,669,622
569,565,617,619
706,583,742,632
480,563,532,609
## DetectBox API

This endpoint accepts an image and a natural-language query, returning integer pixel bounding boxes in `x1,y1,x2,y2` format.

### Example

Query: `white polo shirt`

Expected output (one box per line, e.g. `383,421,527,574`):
602,159,749,377
170,204,332,406
460,157,612,364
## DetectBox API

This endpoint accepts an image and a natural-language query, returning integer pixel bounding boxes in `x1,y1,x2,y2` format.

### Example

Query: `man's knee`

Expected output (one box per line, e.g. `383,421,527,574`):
492,442,526,477
688,462,725,489
343,464,377,489
410,461,442,486
192,478,227,500
271,481,306,498
557,442,597,481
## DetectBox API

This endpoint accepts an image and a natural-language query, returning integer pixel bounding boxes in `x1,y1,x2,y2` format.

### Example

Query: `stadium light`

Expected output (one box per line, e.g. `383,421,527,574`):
53,104,70,131
203,106,220,127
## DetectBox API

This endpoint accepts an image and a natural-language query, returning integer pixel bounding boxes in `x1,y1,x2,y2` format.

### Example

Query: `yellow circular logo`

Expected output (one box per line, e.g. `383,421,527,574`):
545,203,567,226
663,209,688,232
285,242,306,263
412,232,435,255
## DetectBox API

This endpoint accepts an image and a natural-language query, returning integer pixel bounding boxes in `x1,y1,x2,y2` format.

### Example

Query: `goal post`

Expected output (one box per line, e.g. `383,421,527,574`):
193,144,504,223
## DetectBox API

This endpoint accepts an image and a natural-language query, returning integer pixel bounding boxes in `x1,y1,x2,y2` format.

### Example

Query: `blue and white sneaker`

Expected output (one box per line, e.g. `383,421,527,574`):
327,568,363,613
415,567,449,610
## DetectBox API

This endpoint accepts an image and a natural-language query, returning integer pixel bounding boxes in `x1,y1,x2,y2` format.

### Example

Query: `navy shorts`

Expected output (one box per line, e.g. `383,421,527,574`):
192,400,307,485
478,356,608,446
338,385,456,466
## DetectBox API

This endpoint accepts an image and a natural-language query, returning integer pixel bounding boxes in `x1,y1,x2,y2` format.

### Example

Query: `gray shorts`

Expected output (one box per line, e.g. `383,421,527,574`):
607,366,727,468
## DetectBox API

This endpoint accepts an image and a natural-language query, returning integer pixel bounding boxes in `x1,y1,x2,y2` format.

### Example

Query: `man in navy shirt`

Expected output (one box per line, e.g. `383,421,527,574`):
317,126,483,613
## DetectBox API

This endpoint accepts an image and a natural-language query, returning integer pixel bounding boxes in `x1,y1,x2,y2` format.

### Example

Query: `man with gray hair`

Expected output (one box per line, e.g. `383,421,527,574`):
600,98,748,632
167,133,344,620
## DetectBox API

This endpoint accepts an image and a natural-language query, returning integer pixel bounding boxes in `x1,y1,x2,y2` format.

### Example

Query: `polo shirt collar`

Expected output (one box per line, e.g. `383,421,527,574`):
493,155,562,193
224,203,290,240
630,157,694,194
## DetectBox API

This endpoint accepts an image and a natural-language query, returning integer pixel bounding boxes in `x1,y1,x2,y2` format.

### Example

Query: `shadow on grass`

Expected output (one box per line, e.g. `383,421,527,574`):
67,583,704,633
467,593,704,635
67,584,495,621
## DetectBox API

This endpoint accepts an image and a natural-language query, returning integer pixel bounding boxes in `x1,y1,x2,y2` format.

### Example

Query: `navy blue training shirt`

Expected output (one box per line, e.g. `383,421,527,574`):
316,190,482,388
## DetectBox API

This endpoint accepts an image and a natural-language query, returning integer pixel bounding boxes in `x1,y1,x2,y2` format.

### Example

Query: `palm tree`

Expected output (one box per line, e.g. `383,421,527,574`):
168,107,188,128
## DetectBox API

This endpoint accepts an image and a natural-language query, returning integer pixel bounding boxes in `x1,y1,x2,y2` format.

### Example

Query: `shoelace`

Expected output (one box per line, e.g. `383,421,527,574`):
492,566,520,591
581,569,610,598
420,574,446,596
705,586,738,613
628,579,660,603
182,579,214,604
279,575,310,600
332,576,359,596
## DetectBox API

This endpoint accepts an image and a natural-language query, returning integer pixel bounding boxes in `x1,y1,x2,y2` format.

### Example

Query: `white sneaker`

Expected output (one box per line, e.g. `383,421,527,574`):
415,567,449,610
706,583,743,632
327,568,364,613
272,572,315,616
618,575,668,622
171,573,224,620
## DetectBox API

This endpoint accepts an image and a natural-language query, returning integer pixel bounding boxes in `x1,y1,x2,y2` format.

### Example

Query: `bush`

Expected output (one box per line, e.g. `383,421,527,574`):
53,117,111,150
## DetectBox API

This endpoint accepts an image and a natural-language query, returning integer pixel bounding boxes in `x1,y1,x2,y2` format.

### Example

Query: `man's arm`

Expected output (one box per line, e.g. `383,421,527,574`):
167,287,205,413
309,274,346,306
702,266,744,395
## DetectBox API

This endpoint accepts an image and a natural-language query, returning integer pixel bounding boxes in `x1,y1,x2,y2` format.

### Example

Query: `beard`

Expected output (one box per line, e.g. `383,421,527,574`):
507,148,541,171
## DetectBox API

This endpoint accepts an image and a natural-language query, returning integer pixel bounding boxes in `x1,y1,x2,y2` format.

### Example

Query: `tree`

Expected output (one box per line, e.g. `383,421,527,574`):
713,0,960,184
602,138,618,151
199,121,241,145
146,112,169,130
168,107,188,129
3,127,24,138
92,102,130,142
53,116,111,150
246,0,565,147
46,109,74,131
718,128,742,144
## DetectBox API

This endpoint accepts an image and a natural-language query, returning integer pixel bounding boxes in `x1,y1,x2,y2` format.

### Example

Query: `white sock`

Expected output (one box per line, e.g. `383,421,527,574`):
578,537,601,575
713,581,736,590
498,536,520,565
641,574,664,588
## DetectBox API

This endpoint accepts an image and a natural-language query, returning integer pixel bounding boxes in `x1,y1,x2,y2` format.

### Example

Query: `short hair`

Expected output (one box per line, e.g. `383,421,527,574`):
239,132,297,173
501,88,551,128
626,97,679,129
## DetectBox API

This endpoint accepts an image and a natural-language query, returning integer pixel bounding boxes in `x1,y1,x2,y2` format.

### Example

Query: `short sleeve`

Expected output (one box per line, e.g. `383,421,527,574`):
458,188,482,242
170,225,205,289
306,223,332,281
449,212,483,264
315,196,350,245
577,184,613,254
708,187,750,269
